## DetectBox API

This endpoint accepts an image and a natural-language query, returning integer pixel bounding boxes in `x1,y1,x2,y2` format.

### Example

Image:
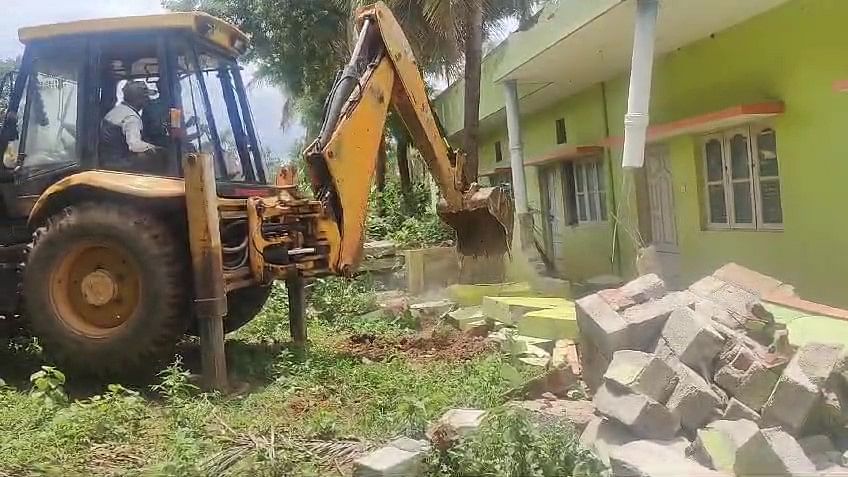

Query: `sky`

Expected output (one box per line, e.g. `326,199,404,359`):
1,0,304,160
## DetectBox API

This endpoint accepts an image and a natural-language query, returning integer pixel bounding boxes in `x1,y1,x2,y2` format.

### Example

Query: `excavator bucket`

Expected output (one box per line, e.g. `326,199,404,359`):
438,186,514,257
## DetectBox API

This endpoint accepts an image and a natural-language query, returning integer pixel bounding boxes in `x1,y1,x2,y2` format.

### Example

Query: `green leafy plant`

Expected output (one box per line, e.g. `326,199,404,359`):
388,214,455,249
308,275,377,325
151,357,200,403
29,366,68,408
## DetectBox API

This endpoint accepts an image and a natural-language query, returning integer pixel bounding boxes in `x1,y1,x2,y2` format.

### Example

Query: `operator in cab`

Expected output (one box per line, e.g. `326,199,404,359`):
99,81,160,172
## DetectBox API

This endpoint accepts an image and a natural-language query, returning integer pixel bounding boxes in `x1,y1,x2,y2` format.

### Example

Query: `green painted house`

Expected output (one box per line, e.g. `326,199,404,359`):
434,0,848,307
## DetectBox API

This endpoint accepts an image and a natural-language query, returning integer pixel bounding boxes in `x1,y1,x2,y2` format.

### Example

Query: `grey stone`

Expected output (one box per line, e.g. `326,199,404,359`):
660,307,725,377
387,437,430,453
762,343,846,433
580,416,635,466
593,382,680,440
714,342,779,411
688,275,727,299
576,293,628,357
604,350,679,404
619,273,667,304
723,397,761,423
434,408,486,437
690,419,760,474
609,440,727,477
353,445,425,477
363,240,398,259
666,364,724,432
735,427,817,477
621,291,699,352
799,435,840,470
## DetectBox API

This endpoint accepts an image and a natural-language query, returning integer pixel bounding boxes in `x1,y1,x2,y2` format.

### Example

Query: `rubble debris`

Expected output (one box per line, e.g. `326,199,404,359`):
659,306,725,377
603,350,679,403
517,305,578,341
619,273,667,304
446,282,535,307
609,440,727,477
735,427,818,477
352,437,429,477
446,306,485,330
722,397,761,423
489,330,553,355
409,300,453,319
430,409,486,438
762,342,845,434
798,434,842,470
713,341,780,411
689,419,760,474
622,291,700,352
593,382,680,440
580,416,636,466
665,363,724,432
551,339,582,375
515,398,595,432
481,296,570,324
576,293,628,357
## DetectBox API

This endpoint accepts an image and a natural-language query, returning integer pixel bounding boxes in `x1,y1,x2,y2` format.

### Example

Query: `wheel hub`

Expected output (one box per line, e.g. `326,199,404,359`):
80,269,118,307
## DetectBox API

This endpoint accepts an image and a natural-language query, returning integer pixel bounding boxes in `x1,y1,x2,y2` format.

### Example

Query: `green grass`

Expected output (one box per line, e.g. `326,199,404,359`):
0,280,554,476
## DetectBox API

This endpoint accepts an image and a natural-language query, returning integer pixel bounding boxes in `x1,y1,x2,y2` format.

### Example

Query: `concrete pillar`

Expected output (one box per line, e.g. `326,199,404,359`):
503,79,534,252
622,0,659,169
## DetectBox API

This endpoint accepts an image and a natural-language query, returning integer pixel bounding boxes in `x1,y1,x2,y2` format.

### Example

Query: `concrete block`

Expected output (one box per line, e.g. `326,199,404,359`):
580,338,611,393
434,408,486,437
689,275,727,298
723,397,761,423
593,382,680,440
387,437,430,453
713,262,784,296
489,330,553,354
762,342,846,433
598,288,636,312
446,282,535,307
404,247,459,295
604,350,679,403
619,273,667,304
736,427,817,477
799,435,840,471
690,419,760,474
363,240,398,259
517,304,579,341
447,306,484,330
353,444,426,477
580,416,635,466
709,283,763,319
622,291,699,352
695,298,746,330
609,440,728,477
714,343,780,411
660,307,725,377
551,339,581,375
576,293,628,357
409,299,453,319
666,364,724,431
481,296,569,325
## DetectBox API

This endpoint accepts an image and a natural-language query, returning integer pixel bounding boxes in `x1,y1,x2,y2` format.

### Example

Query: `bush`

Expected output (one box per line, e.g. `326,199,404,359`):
308,275,377,325
388,214,454,249
367,179,456,249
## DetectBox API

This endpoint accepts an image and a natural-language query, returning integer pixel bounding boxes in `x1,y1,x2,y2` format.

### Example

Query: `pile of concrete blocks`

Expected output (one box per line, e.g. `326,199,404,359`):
360,240,406,289
577,266,848,476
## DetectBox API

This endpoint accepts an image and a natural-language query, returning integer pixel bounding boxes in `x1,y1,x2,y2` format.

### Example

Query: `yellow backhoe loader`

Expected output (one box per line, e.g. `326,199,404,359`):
0,2,512,381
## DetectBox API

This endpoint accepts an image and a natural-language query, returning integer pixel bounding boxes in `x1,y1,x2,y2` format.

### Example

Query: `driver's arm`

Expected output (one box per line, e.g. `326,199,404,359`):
122,114,156,153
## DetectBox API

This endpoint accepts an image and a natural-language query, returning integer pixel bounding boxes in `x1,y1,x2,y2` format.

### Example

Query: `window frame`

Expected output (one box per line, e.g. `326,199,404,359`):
494,140,503,163
701,124,783,231
555,117,567,145
570,157,607,225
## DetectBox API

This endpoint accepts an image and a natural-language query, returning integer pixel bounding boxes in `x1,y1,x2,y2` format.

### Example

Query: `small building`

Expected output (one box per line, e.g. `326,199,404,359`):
434,0,848,307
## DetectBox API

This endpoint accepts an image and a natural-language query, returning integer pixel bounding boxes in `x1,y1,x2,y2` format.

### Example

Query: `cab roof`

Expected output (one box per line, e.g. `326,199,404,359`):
18,12,248,56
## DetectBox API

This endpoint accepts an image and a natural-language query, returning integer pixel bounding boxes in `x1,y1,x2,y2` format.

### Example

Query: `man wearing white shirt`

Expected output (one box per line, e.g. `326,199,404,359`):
99,81,159,171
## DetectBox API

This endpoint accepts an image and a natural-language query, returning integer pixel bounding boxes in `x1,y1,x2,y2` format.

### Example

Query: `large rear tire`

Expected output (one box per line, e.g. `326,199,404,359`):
23,202,190,375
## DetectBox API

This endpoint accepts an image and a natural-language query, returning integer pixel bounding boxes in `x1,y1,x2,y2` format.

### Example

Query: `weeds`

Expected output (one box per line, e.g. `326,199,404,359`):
29,366,67,408
151,357,199,403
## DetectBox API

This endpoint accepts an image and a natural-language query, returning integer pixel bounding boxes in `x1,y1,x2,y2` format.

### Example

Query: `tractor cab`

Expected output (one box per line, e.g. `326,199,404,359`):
0,13,267,230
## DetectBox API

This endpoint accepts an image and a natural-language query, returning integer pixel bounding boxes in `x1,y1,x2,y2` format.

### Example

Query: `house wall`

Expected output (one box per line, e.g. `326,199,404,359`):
600,0,848,306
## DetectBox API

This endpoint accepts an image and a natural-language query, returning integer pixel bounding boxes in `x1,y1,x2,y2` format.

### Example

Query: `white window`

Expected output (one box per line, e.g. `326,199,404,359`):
702,125,783,230
571,159,607,223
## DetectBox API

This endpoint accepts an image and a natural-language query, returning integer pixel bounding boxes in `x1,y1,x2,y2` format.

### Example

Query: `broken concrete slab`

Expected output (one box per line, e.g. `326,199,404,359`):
713,262,784,296
353,443,426,477
695,298,746,331
387,437,431,453
433,409,486,437
609,440,728,477
446,282,535,307
576,293,628,357
580,416,636,466
517,305,579,341
689,275,728,298
666,364,724,432
762,342,846,433
621,291,700,352
660,306,725,378
603,350,679,403
593,382,680,440
409,300,453,319
446,306,485,330
481,296,570,325
690,419,760,474
799,434,841,470
363,240,398,259
723,397,762,423
598,288,637,312
619,273,667,304
735,427,818,477
489,330,553,355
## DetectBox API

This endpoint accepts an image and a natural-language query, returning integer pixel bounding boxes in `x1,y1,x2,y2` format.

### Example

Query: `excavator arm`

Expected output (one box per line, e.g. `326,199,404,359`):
305,1,514,275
